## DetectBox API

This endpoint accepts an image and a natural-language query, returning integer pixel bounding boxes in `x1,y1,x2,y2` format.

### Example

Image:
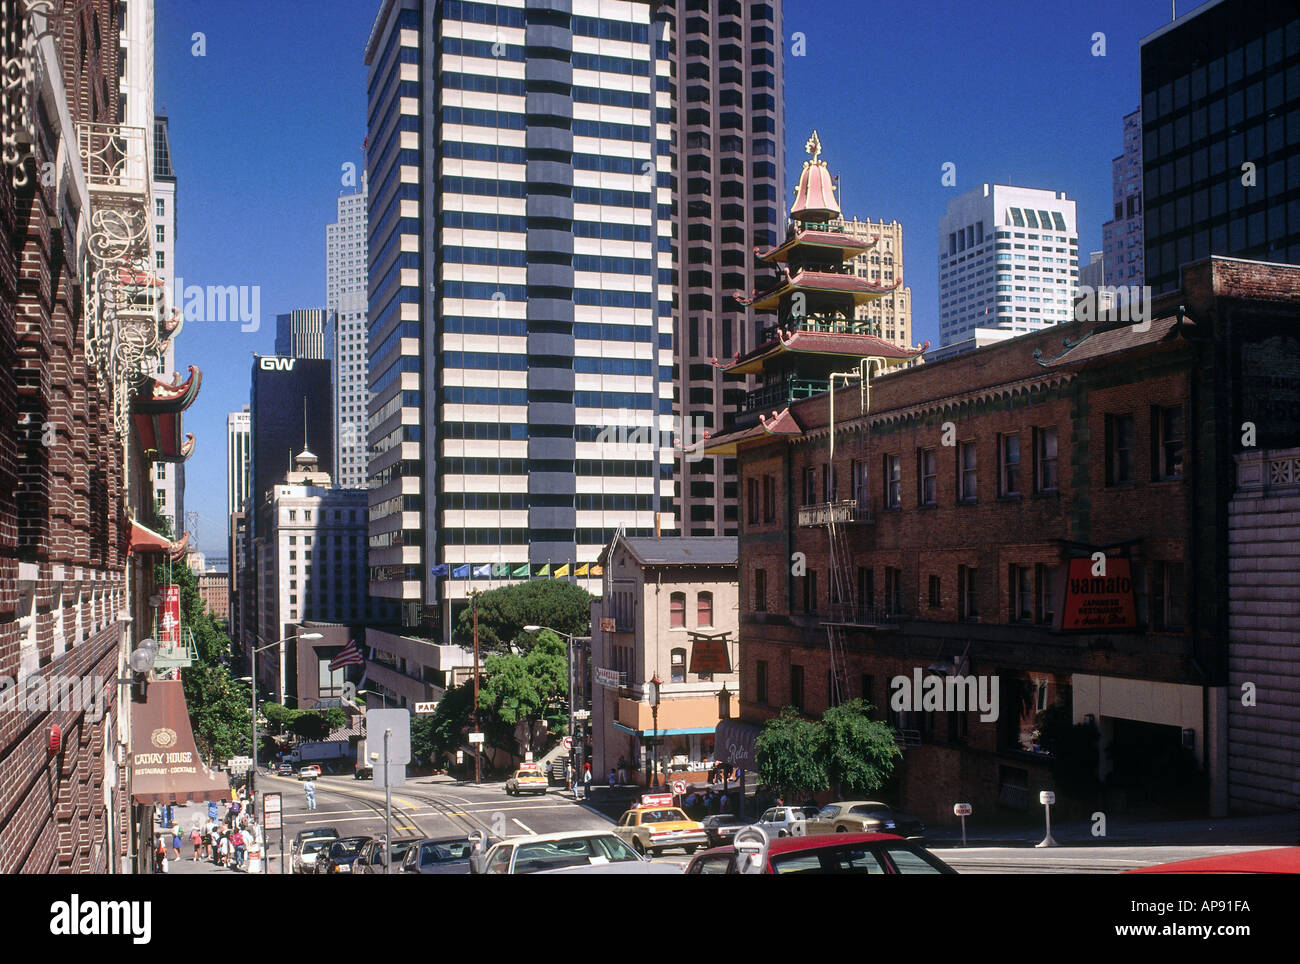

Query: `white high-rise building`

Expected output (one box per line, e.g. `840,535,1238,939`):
326,173,369,489
227,407,250,517
938,183,1079,348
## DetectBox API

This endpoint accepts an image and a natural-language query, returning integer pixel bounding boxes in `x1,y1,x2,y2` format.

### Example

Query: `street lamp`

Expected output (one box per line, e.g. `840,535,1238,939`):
649,674,662,789
249,632,322,805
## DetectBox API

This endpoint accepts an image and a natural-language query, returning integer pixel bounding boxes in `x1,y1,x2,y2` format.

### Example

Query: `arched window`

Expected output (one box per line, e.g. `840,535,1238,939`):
697,591,713,628
670,592,686,628
671,648,686,683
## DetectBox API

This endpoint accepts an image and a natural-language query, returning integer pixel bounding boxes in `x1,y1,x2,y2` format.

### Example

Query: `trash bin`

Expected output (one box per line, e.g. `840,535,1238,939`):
247,843,262,874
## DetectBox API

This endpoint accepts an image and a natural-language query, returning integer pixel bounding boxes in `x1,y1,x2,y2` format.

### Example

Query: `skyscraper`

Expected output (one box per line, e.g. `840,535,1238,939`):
938,183,1079,348
327,175,370,489
274,308,327,359
1139,1,1299,294
227,407,250,517
653,0,785,538
364,0,668,633
249,355,334,534
838,216,914,351
1101,108,1145,289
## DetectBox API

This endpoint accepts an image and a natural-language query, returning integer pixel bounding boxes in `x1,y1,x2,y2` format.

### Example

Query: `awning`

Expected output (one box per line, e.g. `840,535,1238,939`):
130,680,230,805
127,519,189,560
715,719,763,773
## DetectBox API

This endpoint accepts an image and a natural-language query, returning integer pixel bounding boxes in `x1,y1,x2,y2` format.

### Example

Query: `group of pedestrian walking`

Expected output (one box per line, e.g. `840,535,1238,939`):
151,792,261,872
564,760,596,799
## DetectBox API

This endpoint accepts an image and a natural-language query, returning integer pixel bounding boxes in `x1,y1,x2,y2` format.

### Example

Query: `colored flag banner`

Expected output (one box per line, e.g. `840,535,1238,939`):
430,564,450,577
473,563,492,578
512,563,531,578
535,564,551,578
452,564,470,579
575,563,590,577
492,563,511,577
329,638,365,671
554,563,570,578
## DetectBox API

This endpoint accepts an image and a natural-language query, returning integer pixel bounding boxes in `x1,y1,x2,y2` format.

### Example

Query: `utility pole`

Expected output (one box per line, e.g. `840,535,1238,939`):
383,727,393,874
472,590,480,786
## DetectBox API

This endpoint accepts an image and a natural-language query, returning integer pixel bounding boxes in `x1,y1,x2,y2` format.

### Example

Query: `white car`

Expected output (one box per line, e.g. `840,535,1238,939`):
298,765,321,780
756,805,822,837
292,836,336,874
471,831,682,875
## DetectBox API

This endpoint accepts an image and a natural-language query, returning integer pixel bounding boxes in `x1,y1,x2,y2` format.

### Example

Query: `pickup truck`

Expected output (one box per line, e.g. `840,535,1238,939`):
299,764,321,780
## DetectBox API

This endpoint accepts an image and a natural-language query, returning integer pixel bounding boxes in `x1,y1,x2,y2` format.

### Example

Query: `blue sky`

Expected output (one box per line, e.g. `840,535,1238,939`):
157,0,1189,558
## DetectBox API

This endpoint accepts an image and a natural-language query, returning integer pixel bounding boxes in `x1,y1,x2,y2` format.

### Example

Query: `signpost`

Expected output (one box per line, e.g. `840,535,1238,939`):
366,709,411,875
227,755,252,773
468,732,484,744
264,793,282,873
1036,790,1058,848
594,668,621,689
953,802,971,847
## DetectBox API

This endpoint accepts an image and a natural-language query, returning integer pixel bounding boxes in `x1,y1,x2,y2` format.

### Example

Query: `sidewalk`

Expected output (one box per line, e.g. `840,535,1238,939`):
926,810,1300,849
150,801,276,874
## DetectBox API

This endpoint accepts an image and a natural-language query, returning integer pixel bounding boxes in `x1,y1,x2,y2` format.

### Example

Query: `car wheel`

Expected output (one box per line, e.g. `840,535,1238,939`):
778,829,788,837
835,825,848,832
633,839,646,856
651,848,662,858
685,845,698,855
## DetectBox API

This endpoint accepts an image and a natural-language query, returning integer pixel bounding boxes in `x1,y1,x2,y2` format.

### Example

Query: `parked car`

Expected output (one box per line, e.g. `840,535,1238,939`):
505,767,548,796
402,836,479,875
755,805,822,837
614,805,709,856
354,765,373,780
292,835,337,874
315,835,373,874
299,764,321,780
701,813,756,847
292,827,340,849
804,801,926,838
685,826,956,875
471,830,680,875
355,837,417,874
1123,847,1300,874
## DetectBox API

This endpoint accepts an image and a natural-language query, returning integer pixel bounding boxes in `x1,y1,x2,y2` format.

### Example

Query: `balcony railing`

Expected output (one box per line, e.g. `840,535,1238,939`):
740,376,828,416
796,499,873,526
154,626,197,670
820,602,907,628
759,316,883,344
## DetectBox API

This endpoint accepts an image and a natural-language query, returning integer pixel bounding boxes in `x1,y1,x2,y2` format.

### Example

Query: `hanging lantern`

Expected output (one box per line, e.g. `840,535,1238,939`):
49,724,62,756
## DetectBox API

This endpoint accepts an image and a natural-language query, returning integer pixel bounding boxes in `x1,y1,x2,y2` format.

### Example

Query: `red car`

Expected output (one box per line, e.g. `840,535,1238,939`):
1124,847,1300,874
684,826,957,875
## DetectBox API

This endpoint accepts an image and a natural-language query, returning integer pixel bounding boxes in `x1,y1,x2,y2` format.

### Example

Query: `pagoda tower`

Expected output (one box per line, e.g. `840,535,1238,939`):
701,132,928,455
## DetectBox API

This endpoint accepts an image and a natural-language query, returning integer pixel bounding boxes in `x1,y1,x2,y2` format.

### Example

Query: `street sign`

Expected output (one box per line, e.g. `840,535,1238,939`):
641,793,673,808
561,736,572,751
672,780,686,795
227,756,252,772
367,709,412,765
1039,790,1056,806
265,811,281,830
595,668,621,688
264,793,281,815
953,803,971,816
572,709,591,721
468,732,484,744
372,764,406,787
414,701,437,714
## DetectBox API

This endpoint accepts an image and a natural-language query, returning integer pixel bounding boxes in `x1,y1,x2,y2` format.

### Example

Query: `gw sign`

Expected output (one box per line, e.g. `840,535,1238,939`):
258,356,296,372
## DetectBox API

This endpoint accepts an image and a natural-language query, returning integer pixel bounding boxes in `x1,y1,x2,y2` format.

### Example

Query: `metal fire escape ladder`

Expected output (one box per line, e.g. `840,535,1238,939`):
824,509,856,707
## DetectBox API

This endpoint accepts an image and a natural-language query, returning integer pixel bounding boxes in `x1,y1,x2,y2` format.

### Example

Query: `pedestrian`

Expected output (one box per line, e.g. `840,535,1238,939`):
617,756,627,785
582,763,592,800
564,760,573,792
154,835,166,874
171,825,183,860
304,778,316,811
232,828,246,869
191,825,202,860
607,767,616,789
218,832,231,867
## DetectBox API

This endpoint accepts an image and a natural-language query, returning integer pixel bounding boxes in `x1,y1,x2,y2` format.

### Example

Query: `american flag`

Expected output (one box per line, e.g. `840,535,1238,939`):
329,638,365,672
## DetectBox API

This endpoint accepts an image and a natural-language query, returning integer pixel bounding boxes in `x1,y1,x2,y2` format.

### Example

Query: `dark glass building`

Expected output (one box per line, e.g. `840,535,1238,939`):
1140,1,1300,294
249,354,335,531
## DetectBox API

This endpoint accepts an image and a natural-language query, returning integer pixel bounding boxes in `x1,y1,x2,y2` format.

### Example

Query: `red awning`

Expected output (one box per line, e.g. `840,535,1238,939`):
127,520,189,560
130,680,231,805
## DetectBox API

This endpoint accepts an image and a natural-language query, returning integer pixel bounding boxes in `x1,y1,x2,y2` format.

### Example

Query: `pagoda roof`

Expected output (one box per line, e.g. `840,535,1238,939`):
790,131,841,223
736,270,900,311
721,328,927,375
757,230,873,265
133,366,202,414
132,366,202,461
693,407,804,456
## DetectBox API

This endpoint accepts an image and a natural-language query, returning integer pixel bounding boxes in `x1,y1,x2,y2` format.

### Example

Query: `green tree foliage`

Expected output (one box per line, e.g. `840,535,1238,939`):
453,581,593,654
819,700,902,796
756,708,827,800
418,683,473,765
477,630,569,755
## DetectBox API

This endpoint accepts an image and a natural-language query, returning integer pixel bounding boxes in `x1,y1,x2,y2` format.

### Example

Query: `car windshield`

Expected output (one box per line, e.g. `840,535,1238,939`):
815,806,840,819
849,805,890,818
516,771,539,779
388,840,414,860
771,845,888,875
421,841,472,864
512,836,640,873
640,809,686,823
331,838,366,856
302,838,335,854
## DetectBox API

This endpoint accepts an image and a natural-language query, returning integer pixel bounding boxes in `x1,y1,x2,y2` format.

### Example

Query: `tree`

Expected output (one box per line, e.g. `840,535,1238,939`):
419,683,474,766
453,580,593,654
819,700,902,796
756,708,827,801
477,630,569,756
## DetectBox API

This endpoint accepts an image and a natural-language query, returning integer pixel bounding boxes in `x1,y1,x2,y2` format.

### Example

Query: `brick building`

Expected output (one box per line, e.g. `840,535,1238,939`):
196,570,229,623
714,255,1300,827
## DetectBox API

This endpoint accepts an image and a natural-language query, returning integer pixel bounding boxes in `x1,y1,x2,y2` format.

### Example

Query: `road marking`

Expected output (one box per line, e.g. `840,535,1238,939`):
512,818,534,834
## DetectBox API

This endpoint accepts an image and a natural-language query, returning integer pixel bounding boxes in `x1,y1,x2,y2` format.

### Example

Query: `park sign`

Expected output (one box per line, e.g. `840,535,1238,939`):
1058,557,1137,631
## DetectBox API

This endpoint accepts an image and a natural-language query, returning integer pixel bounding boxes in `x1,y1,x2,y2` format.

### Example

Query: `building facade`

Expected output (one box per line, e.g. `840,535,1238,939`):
326,175,370,489
589,536,740,785
248,354,334,533
938,183,1079,347
150,115,181,533
1139,1,1300,295
839,217,914,351
727,255,1300,826
652,0,786,540
226,407,250,517
274,308,326,359
1100,107,1144,290
363,0,675,635
197,570,229,623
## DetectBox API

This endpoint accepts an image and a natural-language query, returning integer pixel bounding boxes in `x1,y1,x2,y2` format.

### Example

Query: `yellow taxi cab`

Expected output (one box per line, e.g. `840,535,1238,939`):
614,793,709,856
506,764,549,796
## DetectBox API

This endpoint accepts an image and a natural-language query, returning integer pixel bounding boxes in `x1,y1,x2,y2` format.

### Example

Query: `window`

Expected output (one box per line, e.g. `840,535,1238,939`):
747,477,759,524
790,665,805,711
801,466,816,505
958,442,977,502
884,454,901,508
958,565,978,620
671,648,686,683
1036,564,1058,625
1153,561,1186,630
1155,406,1184,480
852,458,869,508
803,571,818,613
857,566,873,610
928,574,941,608
754,569,767,612
756,659,769,704
288,510,297,522
1036,428,1059,492
762,475,775,521
918,449,937,505
697,592,713,627
1107,414,1135,485
670,592,685,628
885,567,903,614
1000,434,1021,496
1011,565,1033,622
823,462,837,502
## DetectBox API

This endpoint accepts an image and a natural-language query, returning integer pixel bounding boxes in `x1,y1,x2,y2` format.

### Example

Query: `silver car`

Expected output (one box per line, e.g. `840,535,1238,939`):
292,835,336,874
756,805,821,837
472,831,681,875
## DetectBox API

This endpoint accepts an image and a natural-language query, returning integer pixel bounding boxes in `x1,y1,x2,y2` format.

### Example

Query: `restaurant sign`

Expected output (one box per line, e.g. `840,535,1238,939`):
1059,557,1137,631
688,632,732,674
